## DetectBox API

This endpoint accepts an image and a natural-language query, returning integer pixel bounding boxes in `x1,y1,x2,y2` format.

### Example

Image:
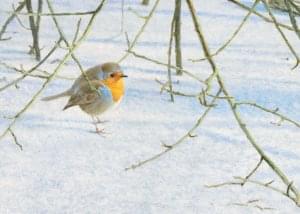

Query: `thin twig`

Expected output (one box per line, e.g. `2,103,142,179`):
262,0,300,69
190,0,260,62
0,61,46,79
228,0,294,31
0,0,107,146
125,88,221,171
8,128,23,150
127,50,205,83
118,0,160,63
128,7,148,19
186,0,218,94
120,0,125,33
12,3,31,30
206,176,294,201
156,79,199,97
230,199,275,211
0,38,62,92
186,0,300,205
156,79,232,102
6,10,96,17
167,5,176,102
46,0,99,95
72,18,82,44
289,0,300,14
0,0,26,39
287,181,294,197
236,101,300,128
285,0,300,40
0,60,72,80
242,157,263,186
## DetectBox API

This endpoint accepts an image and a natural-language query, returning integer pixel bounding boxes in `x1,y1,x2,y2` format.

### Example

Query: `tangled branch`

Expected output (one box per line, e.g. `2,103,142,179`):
0,0,107,148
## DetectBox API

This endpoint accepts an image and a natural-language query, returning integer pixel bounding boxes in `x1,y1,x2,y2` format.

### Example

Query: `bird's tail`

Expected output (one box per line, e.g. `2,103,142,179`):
41,90,71,101
62,103,74,111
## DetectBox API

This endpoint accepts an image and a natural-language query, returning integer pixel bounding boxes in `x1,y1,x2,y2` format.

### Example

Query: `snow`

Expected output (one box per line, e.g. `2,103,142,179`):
0,0,300,213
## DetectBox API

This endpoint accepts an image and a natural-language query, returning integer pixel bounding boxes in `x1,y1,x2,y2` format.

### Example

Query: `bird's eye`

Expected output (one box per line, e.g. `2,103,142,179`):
110,73,115,77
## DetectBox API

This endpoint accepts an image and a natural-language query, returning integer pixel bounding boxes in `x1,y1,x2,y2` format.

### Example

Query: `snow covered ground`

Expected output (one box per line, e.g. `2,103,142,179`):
0,0,300,213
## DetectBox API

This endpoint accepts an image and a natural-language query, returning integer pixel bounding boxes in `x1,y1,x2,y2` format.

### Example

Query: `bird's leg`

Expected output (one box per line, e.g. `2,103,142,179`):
91,116,108,136
95,116,109,124
92,116,98,124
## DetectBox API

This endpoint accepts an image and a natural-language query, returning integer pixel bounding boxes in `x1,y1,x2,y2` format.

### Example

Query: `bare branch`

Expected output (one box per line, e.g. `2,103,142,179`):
12,2,31,30
241,157,263,186
190,0,260,62
8,128,23,150
186,0,300,205
228,0,294,31
0,0,26,39
26,0,42,60
46,0,106,96
261,0,300,69
118,0,160,63
0,38,62,92
6,10,96,17
0,0,108,147
285,0,300,40
125,88,221,171
174,0,183,75
127,50,205,83
167,5,176,102
206,176,297,203
236,101,300,128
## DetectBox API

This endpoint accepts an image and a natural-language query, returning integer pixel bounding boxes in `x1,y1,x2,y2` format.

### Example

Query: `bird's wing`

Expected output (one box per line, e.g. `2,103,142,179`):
63,80,104,110
70,65,103,92
70,92,98,106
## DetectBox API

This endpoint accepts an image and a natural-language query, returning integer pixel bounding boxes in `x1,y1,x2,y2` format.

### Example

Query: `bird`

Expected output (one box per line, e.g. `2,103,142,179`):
42,62,122,101
42,62,127,134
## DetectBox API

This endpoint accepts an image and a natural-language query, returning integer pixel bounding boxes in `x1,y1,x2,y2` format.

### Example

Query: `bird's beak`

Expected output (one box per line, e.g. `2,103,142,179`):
121,74,128,78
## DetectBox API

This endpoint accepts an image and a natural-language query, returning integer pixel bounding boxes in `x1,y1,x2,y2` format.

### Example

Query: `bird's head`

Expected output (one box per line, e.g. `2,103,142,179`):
101,62,122,79
103,71,128,85
110,71,128,79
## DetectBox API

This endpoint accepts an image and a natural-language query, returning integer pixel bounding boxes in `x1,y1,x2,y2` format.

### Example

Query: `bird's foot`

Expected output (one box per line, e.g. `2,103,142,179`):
94,127,110,137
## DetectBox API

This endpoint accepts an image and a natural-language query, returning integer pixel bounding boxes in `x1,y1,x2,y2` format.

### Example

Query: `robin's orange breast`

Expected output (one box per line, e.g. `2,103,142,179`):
103,78,125,102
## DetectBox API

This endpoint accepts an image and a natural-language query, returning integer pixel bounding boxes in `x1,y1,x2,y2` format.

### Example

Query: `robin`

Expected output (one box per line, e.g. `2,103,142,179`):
42,63,127,133
42,62,122,100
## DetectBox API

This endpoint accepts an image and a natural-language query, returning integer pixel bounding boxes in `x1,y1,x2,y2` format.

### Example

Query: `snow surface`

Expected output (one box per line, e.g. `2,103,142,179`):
0,0,300,213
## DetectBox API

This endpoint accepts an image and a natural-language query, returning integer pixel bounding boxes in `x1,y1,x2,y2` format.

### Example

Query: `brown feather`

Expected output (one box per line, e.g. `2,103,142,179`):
63,80,104,110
